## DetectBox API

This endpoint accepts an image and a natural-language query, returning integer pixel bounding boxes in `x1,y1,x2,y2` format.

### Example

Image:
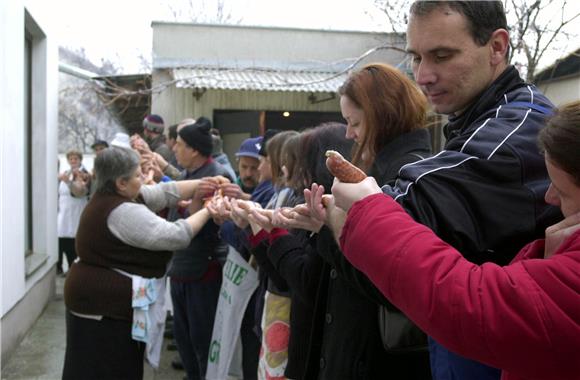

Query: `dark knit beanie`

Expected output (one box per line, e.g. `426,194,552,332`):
143,114,165,133
178,117,213,157
258,129,282,157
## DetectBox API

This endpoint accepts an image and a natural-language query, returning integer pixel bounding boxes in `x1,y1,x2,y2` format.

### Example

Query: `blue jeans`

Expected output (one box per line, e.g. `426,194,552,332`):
429,337,501,380
171,278,221,380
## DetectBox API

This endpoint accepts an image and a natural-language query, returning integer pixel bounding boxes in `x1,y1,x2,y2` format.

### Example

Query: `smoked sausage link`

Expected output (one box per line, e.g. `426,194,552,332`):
325,150,367,183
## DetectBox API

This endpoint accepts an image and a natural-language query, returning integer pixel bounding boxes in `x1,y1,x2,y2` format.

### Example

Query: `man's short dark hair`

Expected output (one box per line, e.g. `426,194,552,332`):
168,124,178,140
410,1,508,56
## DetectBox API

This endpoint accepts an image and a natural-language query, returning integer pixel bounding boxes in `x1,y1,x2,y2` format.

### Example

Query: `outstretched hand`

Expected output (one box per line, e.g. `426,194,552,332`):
248,208,274,234
141,153,162,182
194,177,221,201
305,183,327,223
544,211,580,258
142,169,156,185
230,198,255,229
206,195,230,225
331,176,381,211
130,134,151,154
220,183,245,199
272,205,324,233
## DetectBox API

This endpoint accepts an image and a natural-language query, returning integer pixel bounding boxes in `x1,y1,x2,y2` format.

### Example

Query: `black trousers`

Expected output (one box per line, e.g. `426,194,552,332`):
63,311,145,380
240,290,260,380
58,238,77,273
171,278,221,380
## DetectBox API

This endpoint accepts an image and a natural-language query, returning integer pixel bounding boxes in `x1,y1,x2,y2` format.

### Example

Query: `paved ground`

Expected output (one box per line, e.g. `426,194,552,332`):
1,276,185,380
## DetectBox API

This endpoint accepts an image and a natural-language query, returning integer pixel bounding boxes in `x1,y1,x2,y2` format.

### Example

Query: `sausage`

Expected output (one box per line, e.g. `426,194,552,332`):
325,150,367,183
203,189,224,208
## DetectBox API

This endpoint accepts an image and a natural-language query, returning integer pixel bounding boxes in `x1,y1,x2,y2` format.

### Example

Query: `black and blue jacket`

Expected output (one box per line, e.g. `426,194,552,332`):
384,66,561,265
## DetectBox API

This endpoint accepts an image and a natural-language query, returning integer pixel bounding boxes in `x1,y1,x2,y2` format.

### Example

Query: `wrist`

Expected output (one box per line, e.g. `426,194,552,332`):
249,221,263,235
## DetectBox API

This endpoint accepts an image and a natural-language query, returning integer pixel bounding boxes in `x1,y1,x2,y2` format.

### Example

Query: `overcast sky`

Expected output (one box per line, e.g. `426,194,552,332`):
51,0,579,74
52,0,386,73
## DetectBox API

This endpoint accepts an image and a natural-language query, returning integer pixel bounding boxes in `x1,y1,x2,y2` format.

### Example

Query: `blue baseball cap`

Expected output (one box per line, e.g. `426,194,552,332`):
235,136,263,160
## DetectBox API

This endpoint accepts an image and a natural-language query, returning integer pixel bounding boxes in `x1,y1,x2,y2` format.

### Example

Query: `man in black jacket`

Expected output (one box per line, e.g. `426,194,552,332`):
313,2,561,380
167,117,233,380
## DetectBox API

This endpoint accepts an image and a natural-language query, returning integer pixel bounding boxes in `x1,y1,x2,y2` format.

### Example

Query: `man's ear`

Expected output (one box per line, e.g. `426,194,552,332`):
489,28,510,65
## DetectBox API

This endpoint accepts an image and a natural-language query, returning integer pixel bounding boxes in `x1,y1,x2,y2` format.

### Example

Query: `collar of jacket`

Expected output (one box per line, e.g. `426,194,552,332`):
371,128,431,178
251,180,275,208
182,157,214,179
147,134,165,151
444,65,526,139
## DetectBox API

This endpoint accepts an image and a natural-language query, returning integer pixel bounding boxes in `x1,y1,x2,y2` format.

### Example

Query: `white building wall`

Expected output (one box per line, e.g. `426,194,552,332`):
1,0,59,363
152,23,404,69
538,75,580,107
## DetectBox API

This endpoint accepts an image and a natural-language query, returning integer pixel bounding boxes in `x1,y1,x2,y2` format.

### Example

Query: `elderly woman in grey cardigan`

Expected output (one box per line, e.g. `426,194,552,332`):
63,147,219,380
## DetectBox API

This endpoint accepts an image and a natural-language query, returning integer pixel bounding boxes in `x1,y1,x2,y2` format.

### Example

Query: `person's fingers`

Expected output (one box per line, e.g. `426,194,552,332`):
214,175,230,184
304,188,313,208
273,208,293,226
315,185,325,208
309,184,326,221
231,201,248,222
282,206,301,217
230,201,240,216
249,209,269,226
206,201,219,216
201,177,218,187
230,198,243,213
247,213,258,225
223,196,232,208
216,197,227,217
222,186,240,199
271,209,284,227
293,204,310,216
321,194,334,208
307,184,319,214
177,199,192,208
546,211,580,234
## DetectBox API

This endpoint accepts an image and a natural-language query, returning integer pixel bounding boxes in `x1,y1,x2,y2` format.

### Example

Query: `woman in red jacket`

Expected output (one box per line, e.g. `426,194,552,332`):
328,101,580,380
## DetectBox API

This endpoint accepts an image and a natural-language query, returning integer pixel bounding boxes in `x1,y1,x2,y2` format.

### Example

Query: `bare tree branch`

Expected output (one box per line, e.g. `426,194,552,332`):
372,0,579,82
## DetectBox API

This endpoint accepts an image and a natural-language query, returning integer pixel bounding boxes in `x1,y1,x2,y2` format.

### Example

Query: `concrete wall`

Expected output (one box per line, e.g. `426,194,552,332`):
1,0,59,364
152,22,405,70
537,74,580,107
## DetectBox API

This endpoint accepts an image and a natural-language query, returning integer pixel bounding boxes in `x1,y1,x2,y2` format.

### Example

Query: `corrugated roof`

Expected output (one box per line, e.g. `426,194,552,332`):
534,48,580,83
173,67,348,92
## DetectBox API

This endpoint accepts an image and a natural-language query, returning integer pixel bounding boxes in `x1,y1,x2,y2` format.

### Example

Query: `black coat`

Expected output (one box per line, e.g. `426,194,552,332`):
253,230,321,380
268,129,433,379
307,129,433,380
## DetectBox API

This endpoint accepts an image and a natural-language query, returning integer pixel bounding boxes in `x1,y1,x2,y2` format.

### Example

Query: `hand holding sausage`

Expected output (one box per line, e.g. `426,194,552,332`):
325,150,367,183
332,176,382,212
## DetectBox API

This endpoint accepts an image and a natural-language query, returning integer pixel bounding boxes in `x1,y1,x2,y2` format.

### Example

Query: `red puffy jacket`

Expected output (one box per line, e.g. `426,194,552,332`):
340,193,580,380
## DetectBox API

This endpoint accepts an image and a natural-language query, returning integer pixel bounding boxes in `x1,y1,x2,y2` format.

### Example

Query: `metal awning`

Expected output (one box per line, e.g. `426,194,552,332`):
172,67,347,93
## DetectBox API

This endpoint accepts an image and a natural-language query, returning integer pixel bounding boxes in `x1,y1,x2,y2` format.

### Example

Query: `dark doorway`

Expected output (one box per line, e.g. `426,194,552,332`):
214,111,261,167
265,110,344,131
214,109,344,167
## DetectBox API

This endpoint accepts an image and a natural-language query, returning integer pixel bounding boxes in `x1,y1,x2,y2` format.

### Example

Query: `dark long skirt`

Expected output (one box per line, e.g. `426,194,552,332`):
63,310,145,380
